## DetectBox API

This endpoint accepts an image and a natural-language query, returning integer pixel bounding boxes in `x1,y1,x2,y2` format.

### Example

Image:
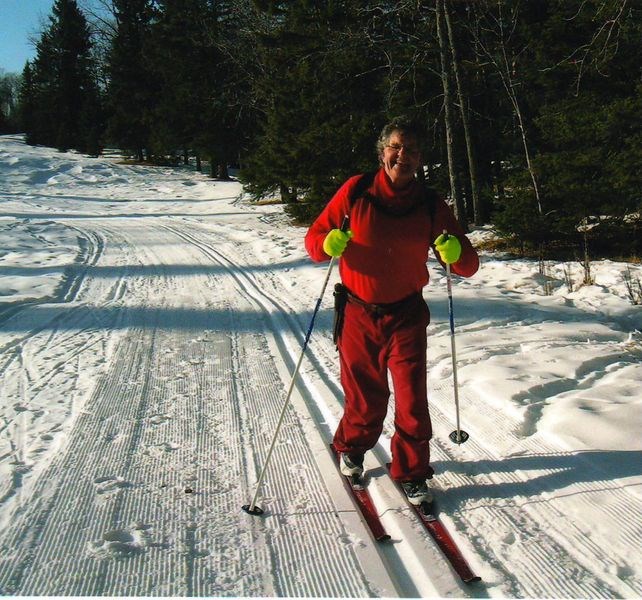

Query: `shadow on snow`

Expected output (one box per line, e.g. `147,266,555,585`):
433,449,642,504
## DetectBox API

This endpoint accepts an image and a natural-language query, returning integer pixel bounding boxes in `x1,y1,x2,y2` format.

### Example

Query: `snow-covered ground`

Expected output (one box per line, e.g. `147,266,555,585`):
0,134,640,598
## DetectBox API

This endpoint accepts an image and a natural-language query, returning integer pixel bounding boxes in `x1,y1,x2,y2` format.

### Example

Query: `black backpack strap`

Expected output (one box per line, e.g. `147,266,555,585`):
423,184,438,222
423,184,438,242
348,171,378,208
348,170,437,229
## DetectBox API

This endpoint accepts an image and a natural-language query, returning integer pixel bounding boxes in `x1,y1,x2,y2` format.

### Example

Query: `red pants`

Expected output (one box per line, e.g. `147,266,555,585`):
333,293,434,482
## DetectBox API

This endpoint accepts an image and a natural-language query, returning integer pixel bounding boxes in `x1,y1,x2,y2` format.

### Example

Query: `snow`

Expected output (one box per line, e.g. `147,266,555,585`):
0,133,640,598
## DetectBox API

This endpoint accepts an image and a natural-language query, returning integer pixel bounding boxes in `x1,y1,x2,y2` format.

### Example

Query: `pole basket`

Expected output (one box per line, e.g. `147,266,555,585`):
242,504,265,516
449,430,470,445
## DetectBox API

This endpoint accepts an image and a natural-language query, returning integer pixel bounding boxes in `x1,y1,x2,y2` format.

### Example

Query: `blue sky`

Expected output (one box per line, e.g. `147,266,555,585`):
0,0,56,73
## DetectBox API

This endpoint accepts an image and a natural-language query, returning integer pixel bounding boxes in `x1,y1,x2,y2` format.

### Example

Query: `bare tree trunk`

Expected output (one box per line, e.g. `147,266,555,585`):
469,1,543,216
436,0,467,229
443,0,484,224
507,78,543,215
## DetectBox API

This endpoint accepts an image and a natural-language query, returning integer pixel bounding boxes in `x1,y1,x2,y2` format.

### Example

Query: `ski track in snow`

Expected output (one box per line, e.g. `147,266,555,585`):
0,136,640,597
0,220,388,597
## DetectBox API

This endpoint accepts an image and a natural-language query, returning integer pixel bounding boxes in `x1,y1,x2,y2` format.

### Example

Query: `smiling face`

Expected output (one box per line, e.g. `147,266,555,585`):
379,130,422,189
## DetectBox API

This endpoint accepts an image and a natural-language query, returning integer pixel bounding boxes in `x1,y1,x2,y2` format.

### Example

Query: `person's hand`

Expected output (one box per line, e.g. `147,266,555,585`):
323,228,353,257
434,233,462,264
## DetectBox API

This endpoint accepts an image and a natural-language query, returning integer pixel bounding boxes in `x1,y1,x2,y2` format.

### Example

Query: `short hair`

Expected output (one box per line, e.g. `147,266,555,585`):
376,116,423,156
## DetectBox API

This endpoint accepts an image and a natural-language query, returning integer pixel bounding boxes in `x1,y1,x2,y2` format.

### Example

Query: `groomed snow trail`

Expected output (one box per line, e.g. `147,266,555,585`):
0,218,400,597
0,137,640,598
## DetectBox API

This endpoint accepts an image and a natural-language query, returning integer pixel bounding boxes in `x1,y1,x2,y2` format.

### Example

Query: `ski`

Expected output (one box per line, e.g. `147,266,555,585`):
388,465,481,584
330,445,391,542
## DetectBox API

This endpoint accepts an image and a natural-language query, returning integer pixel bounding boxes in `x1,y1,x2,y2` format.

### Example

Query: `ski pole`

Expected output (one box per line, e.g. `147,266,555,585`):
243,215,349,516
442,231,470,445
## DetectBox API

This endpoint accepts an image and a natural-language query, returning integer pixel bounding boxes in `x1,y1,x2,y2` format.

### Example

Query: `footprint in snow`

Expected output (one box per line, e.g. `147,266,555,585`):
149,413,171,425
88,524,150,559
502,531,516,545
93,475,133,495
143,442,180,457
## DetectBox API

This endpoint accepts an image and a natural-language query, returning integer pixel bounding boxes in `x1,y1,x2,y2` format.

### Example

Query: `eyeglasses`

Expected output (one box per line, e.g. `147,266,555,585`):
385,143,420,156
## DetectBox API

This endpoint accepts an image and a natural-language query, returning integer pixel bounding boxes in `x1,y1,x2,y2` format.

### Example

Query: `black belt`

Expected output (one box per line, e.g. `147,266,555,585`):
346,289,421,317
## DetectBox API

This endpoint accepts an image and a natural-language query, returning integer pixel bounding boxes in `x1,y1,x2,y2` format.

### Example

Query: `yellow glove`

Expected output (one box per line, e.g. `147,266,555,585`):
434,233,462,264
323,229,353,258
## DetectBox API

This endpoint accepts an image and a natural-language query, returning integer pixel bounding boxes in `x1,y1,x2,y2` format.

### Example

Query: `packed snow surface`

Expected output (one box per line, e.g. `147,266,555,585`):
0,134,640,598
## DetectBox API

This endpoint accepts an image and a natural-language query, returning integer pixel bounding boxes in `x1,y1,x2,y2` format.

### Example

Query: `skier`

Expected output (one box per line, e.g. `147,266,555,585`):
304,117,479,505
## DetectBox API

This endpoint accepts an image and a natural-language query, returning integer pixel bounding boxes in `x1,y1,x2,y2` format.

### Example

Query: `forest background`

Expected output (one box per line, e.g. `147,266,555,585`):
1,0,640,261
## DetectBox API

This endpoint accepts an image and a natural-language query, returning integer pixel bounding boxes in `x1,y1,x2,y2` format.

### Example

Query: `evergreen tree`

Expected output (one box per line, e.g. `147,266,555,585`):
18,63,36,142
20,0,102,153
28,27,58,146
147,0,209,162
241,1,385,221
183,0,245,179
211,0,276,175
106,0,157,161
140,0,250,175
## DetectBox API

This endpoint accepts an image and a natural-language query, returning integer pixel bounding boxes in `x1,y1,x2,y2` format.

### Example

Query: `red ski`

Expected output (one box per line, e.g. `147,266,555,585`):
388,464,480,584
330,445,390,542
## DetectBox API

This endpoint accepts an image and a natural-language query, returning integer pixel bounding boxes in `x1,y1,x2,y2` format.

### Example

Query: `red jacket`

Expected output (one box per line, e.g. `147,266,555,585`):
305,168,479,304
